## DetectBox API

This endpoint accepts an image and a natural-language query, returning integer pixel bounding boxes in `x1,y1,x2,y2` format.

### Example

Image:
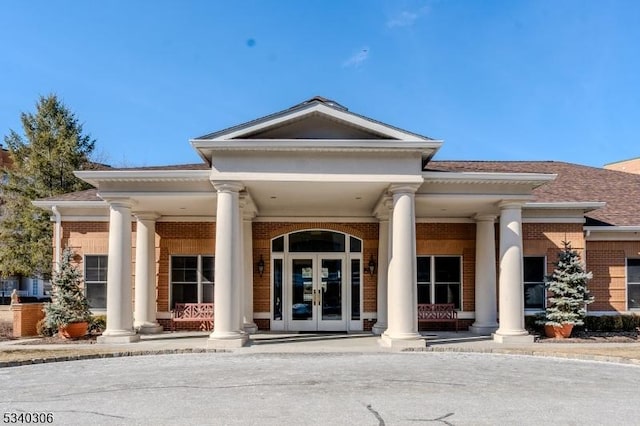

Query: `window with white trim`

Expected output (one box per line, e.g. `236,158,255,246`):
416,256,462,309
170,255,214,309
85,255,107,309
627,259,640,310
523,256,545,310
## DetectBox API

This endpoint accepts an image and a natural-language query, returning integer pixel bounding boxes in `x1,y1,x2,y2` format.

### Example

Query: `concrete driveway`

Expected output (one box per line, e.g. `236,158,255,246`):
1,351,638,425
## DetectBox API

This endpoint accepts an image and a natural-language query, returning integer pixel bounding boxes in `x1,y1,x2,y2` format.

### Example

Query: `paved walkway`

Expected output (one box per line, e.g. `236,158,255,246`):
2,331,640,366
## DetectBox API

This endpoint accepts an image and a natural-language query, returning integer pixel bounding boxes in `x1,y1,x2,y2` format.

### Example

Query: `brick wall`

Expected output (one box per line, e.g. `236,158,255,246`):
12,303,45,337
586,241,640,311
522,223,586,310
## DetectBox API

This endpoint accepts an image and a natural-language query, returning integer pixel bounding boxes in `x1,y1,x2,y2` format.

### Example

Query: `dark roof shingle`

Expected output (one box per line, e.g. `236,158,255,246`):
428,161,640,226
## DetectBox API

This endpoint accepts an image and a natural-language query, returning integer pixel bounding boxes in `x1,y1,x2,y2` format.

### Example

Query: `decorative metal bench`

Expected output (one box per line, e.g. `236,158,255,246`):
417,303,458,332
170,303,214,331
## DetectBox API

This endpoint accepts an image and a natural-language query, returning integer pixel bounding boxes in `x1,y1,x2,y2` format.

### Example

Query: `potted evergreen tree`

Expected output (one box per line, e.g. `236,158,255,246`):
540,241,594,338
43,248,93,339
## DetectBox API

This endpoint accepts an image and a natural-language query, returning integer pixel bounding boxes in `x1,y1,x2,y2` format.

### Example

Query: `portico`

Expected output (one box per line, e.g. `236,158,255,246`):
36,97,567,348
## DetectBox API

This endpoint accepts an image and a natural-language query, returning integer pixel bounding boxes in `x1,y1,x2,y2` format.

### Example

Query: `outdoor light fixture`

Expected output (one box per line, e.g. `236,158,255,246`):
368,255,376,275
257,256,265,277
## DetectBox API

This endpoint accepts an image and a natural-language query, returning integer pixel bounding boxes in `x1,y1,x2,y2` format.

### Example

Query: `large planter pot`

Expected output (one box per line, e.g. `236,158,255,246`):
544,323,574,339
58,322,88,339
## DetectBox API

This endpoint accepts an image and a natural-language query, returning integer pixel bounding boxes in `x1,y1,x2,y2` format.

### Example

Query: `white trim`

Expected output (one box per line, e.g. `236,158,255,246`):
422,171,556,186
584,226,640,233
209,171,424,184
58,216,110,222
194,139,441,151
192,102,437,142
253,216,377,223
75,170,210,186
253,312,270,320
361,312,377,320
158,216,215,222
98,191,216,198
415,193,535,202
585,231,640,241
525,202,605,211
522,217,586,224
416,218,475,223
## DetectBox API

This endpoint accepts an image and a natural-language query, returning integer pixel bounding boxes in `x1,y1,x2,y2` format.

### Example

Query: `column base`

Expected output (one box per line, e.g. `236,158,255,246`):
378,333,426,349
243,323,258,334
492,332,534,343
207,333,249,349
97,332,141,344
371,322,387,336
136,323,164,334
469,323,499,335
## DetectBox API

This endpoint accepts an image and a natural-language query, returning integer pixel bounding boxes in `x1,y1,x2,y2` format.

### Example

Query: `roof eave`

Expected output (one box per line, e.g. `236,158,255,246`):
524,202,606,212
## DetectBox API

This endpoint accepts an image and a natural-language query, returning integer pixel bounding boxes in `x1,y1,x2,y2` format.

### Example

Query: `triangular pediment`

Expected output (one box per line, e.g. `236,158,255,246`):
239,112,390,140
193,97,434,142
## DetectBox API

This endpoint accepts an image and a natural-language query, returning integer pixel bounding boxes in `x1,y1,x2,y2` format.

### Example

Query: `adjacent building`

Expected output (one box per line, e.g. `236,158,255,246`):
33,97,640,347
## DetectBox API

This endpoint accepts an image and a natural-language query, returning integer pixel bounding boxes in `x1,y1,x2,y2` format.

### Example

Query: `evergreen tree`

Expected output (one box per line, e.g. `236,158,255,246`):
542,241,594,326
43,248,92,331
0,95,95,278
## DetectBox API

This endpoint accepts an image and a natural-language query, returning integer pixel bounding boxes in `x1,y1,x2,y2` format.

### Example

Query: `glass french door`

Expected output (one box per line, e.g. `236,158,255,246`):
288,254,346,331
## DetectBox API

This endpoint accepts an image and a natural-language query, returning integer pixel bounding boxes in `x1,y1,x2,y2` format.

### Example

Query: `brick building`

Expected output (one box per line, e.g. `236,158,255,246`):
34,97,640,348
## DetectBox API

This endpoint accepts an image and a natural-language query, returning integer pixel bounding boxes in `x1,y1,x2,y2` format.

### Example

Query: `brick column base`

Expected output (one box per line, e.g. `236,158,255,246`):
12,303,45,337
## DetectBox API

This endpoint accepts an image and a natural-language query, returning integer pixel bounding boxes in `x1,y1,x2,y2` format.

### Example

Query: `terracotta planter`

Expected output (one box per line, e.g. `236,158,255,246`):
58,322,88,339
544,323,574,339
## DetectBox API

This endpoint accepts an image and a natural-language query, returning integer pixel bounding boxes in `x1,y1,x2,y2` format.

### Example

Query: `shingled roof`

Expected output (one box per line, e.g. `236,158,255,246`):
428,161,640,226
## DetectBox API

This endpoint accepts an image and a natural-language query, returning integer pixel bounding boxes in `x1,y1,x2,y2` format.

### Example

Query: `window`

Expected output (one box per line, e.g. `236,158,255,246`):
85,255,107,309
416,256,461,309
627,259,640,310
524,257,546,310
170,255,214,309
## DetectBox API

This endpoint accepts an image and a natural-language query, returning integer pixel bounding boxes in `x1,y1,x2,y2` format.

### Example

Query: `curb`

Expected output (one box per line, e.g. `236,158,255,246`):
0,348,227,369
404,346,640,366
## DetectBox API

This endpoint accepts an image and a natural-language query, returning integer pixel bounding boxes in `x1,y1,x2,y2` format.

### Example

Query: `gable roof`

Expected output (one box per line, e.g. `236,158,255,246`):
192,96,437,142
428,161,640,226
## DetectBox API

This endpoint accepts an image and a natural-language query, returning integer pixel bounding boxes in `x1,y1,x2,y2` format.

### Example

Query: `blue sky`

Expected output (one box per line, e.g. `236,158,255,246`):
1,1,639,168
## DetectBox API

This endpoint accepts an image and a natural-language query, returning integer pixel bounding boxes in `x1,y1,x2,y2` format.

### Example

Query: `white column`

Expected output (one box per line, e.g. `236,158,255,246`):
470,215,499,334
493,203,533,343
208,182,248,348
380,185,424,349
372,200,391,335
242,214,258,333
133,212,162,334
98,200,140,344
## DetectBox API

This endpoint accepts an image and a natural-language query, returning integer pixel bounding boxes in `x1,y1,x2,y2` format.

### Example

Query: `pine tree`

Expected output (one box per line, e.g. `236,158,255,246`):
43,248,92,331
0,95,95,278
542,241,594,326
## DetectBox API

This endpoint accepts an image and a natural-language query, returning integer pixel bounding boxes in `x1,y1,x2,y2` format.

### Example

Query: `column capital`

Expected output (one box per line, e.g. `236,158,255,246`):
103,198,136,209
212,181,244,193
388,183,420,195
498,201,525,210
474,214,497,222
134,211,160,221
